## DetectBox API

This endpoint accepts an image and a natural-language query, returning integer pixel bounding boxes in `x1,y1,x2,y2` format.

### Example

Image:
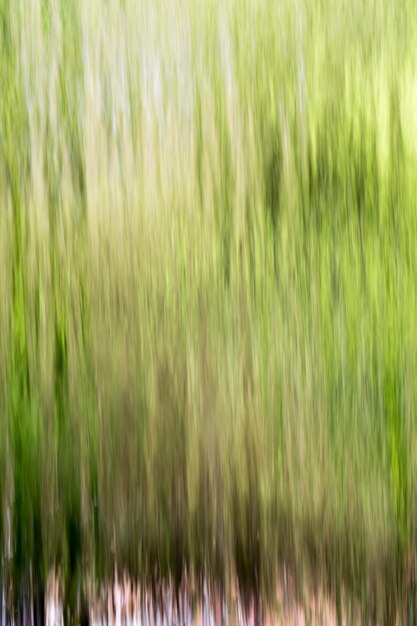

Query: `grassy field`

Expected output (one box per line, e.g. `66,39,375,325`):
1,0,417,621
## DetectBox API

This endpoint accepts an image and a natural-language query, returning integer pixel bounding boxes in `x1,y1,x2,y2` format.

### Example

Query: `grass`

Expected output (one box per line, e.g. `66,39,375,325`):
1,0,417,621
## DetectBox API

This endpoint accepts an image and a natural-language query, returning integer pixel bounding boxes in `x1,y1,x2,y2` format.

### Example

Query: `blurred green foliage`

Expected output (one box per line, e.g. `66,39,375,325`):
1,0,417,621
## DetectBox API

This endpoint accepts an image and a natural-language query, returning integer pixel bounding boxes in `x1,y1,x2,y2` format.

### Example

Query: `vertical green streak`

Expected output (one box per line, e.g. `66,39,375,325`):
78,270,100,582
212,47,234,286
385,356,409,560
49,156,83,626
45,13,84,609
0,0,44,612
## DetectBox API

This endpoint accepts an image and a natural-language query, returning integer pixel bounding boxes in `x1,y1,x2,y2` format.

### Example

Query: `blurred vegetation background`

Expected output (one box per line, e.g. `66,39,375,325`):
1,0,417,621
